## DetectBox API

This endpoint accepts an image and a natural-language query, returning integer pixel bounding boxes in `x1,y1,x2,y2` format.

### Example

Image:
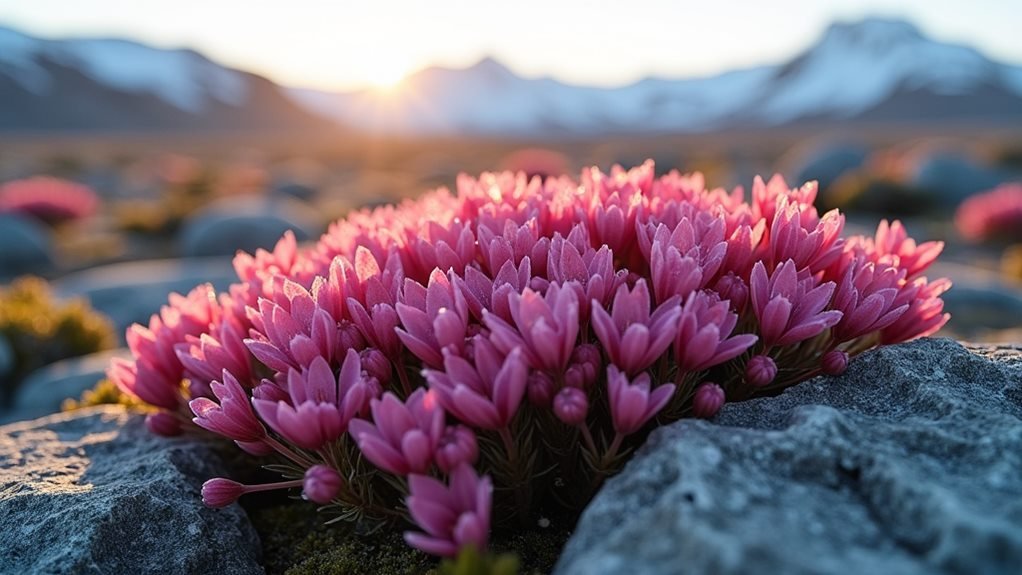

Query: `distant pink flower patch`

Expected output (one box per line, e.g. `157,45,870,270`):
0,176,98,225
955,183,1022,243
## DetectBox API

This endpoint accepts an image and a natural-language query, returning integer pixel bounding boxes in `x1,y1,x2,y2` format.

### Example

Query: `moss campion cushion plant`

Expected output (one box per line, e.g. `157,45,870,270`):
107,161,949,560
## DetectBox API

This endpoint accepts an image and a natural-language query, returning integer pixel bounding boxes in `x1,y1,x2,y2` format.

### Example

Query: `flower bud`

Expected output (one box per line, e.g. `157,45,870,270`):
201,477,245,508
553,387,589,426
691,383,725,419
303,465,343,504
745,354,777,388
144,411,182,436
564,364,586,389
714,273,749,314
527,371,555,407
435,425,479,473
338,321,366,352
571,344,602,387
821,350,849,376
360,348,392,384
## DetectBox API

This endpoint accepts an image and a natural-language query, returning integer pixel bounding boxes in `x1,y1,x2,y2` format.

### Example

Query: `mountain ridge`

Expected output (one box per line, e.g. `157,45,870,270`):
2,17,1021,134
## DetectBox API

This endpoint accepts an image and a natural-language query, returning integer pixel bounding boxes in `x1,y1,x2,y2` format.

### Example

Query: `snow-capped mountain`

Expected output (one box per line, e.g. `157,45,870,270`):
292,18,1022,135
1,17,1020,134
0,26,323,132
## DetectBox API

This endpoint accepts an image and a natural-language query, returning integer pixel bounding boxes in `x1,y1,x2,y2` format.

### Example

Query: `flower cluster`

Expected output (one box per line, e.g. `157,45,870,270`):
109,162,949,558
955,182,1022,243
0,176,99,225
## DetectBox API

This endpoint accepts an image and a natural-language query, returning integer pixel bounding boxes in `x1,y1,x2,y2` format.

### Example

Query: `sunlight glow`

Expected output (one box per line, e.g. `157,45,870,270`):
365,58,409,90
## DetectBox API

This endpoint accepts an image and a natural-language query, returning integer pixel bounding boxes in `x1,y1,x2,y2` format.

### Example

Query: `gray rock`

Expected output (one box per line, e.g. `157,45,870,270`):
557,339,1022,575
0,406,263,574
911,153,1017,207
0,214,53,280
3,349,131,424
53,257,237,337
178,195,322,258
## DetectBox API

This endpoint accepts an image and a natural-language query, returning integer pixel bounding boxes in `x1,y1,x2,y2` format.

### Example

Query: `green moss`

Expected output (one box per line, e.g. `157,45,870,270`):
0,276,116,406
62,378,144,411
249,499,570,575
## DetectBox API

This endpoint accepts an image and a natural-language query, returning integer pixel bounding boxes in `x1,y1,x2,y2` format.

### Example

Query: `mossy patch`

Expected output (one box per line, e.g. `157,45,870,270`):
249,497,571,575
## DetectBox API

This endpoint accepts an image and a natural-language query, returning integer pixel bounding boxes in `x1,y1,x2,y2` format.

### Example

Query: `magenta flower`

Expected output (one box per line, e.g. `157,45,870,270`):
190,370,266,442
0,176,98,225
554,387,589,426
872,219,944,278
830,258,908,342
766,197,844,273
405,464,492,557
201,478,246,508
821,350,849,376
547,228,624,319
485,283,580,373
880,277,951,344
435,425,479,474
641,215,727,304
606,366,675,436
303,465,343,504
745,354,777,387
749,259,842,348
691,383,725,419
955,184,1022,244
396,269,470,368
252,350,374,450
674,291,758,373
592,280,681,376
348,388,444,475
424,338,528,430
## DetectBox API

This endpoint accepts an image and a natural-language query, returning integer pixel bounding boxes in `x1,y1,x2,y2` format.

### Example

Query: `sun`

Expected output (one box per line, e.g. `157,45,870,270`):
365,59,409,90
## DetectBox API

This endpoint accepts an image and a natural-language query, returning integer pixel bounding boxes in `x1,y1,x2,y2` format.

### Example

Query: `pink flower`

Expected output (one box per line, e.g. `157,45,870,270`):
424,338,528,430
745,354,777,387
435,425,479,474
405,464,492,557
554,387,589,426
348,388,444,475
0,176,98,225
485,283,580,373
872,220,944,278
749,260,842,348
766,197,844,273
591,280,681,376
606,366,675,436
674,291,757,373
880,277,951,344
201,478,246,508
821,350,849,376
396,269,470,368
830,258,908,342
190,370,266,442
691,383,725,419
641,214,727,304
303,465,343,504
252,350,374,450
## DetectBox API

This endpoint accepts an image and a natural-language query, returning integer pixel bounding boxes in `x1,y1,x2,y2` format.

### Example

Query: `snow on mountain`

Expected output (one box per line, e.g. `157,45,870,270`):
756,18,1002,123
0,25,246,112
290,17,1022,135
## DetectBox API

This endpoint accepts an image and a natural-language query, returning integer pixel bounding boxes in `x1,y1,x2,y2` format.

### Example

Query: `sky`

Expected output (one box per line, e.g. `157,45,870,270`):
0,0,1019,92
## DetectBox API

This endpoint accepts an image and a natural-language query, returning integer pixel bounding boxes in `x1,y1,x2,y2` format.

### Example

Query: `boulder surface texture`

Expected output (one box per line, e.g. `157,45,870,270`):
557,339,1022,575
0,406,263,575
